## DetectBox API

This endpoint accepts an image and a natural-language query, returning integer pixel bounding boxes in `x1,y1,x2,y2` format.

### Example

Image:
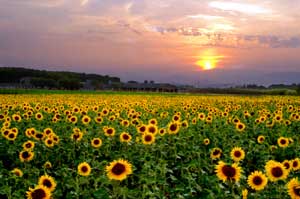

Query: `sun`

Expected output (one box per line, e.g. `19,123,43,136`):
195,49,225,70
196,59,217,70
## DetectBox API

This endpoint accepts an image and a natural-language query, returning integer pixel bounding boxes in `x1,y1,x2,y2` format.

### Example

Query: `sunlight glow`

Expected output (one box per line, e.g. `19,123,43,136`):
81,0,89,6
195,49,225,70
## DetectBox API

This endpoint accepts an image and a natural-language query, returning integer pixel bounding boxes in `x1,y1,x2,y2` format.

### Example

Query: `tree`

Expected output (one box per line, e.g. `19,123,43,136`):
297,85,300,95
58,78,81,90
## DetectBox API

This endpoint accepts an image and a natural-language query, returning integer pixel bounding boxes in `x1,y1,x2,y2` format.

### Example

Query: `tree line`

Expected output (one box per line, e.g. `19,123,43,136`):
0,67,120,90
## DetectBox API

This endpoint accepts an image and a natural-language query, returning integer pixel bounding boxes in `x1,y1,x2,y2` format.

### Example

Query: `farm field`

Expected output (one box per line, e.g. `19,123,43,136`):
1,94,300,199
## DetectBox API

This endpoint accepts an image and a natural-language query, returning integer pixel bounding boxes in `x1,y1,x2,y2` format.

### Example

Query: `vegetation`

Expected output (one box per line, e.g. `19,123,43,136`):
0,67,120,89
1,94,300,198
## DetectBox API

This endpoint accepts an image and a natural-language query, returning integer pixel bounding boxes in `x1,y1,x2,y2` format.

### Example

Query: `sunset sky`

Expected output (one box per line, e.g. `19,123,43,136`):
1,0,300,86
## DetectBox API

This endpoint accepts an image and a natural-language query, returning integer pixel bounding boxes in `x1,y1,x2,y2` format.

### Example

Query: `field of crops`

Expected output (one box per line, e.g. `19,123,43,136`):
1,94,300,199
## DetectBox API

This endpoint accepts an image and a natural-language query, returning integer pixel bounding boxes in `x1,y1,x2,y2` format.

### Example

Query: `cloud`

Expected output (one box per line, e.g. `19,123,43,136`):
209,1,271,15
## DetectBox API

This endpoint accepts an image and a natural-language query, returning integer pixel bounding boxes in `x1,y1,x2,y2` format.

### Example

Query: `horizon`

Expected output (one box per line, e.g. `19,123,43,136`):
1,0,300,86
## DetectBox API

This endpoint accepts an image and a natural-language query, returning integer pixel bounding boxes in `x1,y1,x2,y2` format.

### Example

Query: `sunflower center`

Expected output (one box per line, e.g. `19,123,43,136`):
43,179,52,188
148,127,156,133
9,133,15,138
112,163,126,175
94,140,100,145
107,129,113,134
145,135,152,142
22,151,29,158
284,163,290,169
238,124,243,129
15,171,21,176
222,165,236,178
81,166,88,173
26,143,32,148
280,139,286,144
293,161,298,168
271,167,283,177
31,188,46,199
73,134,80,140
170,124,177,131
293,186,300,196
253,176,263,185
213,150,220,156
36,134,43,139
234,151,241,158
123,134,129,140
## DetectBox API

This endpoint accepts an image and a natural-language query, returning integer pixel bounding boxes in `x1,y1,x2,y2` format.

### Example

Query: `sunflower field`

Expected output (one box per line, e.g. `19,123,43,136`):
1,94,300,199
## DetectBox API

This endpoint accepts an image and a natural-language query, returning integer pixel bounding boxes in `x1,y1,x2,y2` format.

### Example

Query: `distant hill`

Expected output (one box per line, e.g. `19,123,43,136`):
0,67,120,90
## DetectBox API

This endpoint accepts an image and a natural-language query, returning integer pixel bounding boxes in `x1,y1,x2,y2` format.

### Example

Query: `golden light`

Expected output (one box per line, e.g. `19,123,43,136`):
195,49,225,70
196,59,216,70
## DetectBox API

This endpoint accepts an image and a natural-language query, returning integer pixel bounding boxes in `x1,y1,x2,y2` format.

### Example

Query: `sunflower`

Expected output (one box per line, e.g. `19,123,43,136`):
12,114,22,122
19,150,34,162
69,116,78,124
172,114,181,122
121,119,130,127
215,161,242,182
167,122,180,134
35,113,44,121
236,122,245,132
106,159,132,181
104,127,115,137
71,131,83,141
247,171,268,191
181,120,189,128
230,147,245,162
34,132,45,141
43,161,52,169
203,138,210,145
192,118,197,124
287,178,300,199
38,175,56,192
94,116,103,124
120,132,132,143
148,118,157,125
23,141,35,151
274,114,282,122
257,135,265,144
277,137,289,148
142,133,155,145
282,160,293,172
44,138,55,148
43,128,53,136
137,125,147,134
242,189,248,199
6,132,17,141
158,128,166,136
26,185,51,199
210,148,222,160
78,162,91,176
51,135,60,144
81,115,91,125
198,113,206,121
265,160,288,182
292,158,300,171
146,124,158,135
11,168,23,177
91,138,102,148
